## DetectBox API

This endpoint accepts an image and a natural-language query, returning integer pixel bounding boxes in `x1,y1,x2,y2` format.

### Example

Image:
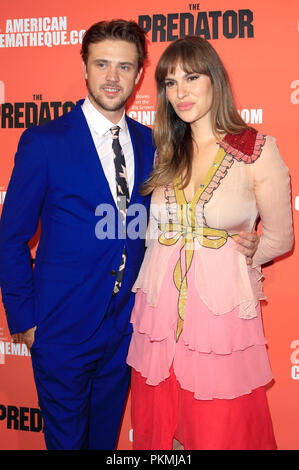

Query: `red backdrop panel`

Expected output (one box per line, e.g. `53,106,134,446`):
0,0,298,450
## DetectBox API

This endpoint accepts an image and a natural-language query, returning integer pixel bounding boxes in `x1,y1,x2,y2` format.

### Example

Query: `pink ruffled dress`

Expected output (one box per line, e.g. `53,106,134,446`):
127,129,293,401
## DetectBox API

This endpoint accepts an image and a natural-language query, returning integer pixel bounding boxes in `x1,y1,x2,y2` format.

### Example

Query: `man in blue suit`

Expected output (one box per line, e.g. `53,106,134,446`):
0,20,155,450
0,20,259,450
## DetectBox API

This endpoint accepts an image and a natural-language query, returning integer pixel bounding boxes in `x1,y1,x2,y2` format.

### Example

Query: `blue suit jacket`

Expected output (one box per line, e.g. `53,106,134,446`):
0,100,155,344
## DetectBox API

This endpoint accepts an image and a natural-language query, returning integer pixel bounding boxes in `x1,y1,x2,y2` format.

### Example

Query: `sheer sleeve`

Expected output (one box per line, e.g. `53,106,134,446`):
251,135,294,266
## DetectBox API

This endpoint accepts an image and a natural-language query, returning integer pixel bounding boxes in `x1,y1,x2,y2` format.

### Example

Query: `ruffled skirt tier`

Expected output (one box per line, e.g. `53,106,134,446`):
127,239,273,400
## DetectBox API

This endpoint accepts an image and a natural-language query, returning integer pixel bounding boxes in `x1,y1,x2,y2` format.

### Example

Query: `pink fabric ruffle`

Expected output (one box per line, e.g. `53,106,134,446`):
127,239,273,400
133,237,265,319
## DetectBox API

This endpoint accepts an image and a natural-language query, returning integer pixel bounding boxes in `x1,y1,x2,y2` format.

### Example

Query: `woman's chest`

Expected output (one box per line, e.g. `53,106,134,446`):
151,158,257,233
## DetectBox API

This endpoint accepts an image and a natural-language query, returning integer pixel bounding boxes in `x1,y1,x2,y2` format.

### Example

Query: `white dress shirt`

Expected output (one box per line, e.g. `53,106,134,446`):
81,96,135,204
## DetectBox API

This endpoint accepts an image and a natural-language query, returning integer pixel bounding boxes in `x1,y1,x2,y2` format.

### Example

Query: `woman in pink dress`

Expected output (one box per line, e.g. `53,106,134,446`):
127,36,294,450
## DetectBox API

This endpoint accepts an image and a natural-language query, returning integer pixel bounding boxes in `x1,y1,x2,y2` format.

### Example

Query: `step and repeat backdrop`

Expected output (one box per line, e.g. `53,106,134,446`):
0,0,298,450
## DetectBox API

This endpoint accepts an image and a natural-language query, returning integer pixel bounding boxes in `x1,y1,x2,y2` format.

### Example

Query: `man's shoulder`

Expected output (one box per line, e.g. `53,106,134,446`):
20,101,82,141
125,115,152,139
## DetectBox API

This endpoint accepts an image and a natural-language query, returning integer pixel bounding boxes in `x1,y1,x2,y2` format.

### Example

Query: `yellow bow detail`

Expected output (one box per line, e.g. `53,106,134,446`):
158,220,237,341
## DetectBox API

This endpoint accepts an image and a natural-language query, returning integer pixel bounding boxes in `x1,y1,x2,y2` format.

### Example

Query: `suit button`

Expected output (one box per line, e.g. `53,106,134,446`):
110,270,117,276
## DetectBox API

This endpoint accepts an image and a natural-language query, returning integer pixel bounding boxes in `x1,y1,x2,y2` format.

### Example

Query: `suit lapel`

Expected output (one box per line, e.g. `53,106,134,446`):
65,100,116,208
64,103,146,208
126,116,144,205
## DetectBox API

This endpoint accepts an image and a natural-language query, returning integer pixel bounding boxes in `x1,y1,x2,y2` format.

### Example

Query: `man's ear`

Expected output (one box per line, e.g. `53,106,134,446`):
82,60,88,80
135,67,143,85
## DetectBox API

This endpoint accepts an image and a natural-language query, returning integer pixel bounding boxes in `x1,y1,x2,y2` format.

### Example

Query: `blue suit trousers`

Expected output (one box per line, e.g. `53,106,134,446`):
30,295,131,450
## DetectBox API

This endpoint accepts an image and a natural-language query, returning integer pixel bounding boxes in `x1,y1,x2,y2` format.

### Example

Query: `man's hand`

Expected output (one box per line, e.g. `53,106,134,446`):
234,230,260,265
12,326,37,349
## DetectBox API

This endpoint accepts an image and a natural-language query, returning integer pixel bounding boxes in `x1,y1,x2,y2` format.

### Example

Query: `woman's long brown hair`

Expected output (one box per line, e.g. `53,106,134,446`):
141,36,248,195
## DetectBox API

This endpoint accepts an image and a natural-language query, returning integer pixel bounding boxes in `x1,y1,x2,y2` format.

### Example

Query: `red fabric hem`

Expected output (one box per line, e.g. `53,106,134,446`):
131,366,277,450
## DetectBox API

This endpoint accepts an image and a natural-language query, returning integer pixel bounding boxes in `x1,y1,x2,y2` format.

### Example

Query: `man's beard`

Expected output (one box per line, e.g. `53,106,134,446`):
87,83,133,113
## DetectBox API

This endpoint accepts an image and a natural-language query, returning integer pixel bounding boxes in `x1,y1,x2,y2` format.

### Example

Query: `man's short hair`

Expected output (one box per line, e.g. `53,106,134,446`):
81,19,147,71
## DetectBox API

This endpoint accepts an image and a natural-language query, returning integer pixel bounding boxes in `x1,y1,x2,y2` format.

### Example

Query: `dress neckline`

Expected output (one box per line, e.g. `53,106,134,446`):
174,146,227,207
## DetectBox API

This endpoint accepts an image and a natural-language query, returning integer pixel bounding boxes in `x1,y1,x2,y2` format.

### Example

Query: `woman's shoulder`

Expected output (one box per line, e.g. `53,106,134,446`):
218,127,268,164
220,129,289,180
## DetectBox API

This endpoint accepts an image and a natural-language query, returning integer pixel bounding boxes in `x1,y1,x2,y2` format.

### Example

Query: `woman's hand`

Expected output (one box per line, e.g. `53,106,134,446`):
234,230,260,265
